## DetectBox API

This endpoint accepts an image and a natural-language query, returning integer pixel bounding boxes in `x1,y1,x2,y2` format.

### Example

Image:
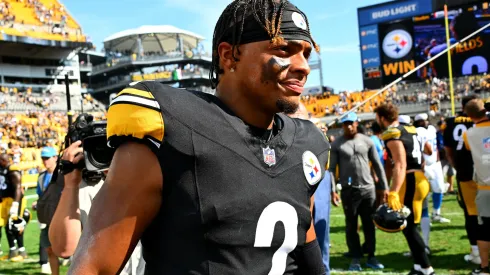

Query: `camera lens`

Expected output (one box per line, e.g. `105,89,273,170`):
88,144,113,168
83,135,114,171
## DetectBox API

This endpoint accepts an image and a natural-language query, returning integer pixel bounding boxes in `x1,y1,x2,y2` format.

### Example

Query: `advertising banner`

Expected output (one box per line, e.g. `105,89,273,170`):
358,0,433,26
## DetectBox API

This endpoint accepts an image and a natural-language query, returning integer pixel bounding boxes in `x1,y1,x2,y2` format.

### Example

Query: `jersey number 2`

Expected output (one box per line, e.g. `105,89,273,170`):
254,201,298,275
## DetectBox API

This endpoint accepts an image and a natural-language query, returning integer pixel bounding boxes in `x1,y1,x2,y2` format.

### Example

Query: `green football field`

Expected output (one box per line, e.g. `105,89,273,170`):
0,187,478,275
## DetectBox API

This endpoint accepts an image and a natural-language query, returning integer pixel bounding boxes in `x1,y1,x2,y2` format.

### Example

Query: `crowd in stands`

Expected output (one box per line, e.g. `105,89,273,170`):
28,0,67,27
0,111,66,176
302,74,490,118
0,0,85,42
0,1,15,26
96,47,210,72
1,85,106,111
0,111,105,186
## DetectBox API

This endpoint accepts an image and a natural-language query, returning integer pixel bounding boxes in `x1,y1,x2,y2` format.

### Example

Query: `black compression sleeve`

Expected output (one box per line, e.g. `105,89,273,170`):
296,239,326,275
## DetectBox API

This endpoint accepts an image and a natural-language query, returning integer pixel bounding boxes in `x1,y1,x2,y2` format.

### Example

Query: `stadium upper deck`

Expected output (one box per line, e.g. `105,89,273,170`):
88,25,213,103
0,0,86,44
0,0,94,112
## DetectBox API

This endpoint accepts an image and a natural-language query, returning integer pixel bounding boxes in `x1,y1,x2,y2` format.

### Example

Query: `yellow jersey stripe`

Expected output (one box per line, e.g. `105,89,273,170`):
476,121,490,128
382,128,401,141
107,103,164,143
117,88,155,99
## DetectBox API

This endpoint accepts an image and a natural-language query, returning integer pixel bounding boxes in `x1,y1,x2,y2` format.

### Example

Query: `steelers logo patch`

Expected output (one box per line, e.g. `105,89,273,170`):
302,151,322,186
292,12,307,31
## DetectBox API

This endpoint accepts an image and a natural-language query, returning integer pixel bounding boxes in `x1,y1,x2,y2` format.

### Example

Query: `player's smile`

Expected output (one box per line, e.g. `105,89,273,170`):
261,56,307,95
280,78,305,95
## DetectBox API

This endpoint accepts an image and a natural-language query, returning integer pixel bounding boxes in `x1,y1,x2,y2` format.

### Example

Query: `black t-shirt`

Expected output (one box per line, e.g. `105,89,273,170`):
107,81,331,274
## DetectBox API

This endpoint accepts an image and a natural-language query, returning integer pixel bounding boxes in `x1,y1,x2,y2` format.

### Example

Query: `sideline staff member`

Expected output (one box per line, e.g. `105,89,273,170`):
463,99,490,275
329,112,387,271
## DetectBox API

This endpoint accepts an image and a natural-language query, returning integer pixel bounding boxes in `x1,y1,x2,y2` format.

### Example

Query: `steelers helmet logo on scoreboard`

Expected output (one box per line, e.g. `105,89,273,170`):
382,29,413,59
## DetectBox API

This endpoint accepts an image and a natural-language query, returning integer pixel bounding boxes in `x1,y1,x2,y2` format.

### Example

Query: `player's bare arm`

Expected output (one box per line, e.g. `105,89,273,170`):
444,146,455,167
68,143,162,274
306,196,317,243
8,170,22,203
384,159,393,184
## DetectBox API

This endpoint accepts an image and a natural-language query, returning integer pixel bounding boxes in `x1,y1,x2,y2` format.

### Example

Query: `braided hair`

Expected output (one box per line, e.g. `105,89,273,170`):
209,0,319,89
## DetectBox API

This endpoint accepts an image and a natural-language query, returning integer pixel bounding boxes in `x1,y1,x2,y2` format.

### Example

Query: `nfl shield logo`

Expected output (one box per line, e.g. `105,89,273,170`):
483,137,490,152
263,146,276,167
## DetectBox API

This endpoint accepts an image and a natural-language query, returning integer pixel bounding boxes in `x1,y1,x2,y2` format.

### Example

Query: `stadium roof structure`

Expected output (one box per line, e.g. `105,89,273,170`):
103,25,205,53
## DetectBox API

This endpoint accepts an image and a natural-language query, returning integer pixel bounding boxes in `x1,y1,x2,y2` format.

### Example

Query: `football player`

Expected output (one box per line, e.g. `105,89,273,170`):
414,113,450,255
0,153,27,261
444,95,481,265
68,1,330,274
375,104,434,275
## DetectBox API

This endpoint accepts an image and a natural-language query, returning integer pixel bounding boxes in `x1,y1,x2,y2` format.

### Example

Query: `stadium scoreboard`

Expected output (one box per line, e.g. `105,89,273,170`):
358,0,490,89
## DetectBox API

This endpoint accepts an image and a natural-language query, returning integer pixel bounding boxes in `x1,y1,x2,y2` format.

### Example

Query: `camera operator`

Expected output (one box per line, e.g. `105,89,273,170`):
48,140,145,275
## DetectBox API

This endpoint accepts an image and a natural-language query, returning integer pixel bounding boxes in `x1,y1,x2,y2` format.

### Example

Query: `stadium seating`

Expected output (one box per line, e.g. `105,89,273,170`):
0,111,105,189
0,0,86,42
302,74,490,118
1,86,107,112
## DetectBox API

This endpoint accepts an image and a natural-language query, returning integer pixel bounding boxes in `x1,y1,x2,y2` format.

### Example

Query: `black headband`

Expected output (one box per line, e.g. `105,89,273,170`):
220,2,313,46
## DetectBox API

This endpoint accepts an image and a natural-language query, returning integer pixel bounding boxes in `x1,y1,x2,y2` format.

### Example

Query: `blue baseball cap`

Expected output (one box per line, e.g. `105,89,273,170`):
41,147,57,158
340,112,358,124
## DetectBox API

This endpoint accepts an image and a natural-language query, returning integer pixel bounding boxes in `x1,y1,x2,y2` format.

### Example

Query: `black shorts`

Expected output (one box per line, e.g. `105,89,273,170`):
40,227,51,248
478,217,490,242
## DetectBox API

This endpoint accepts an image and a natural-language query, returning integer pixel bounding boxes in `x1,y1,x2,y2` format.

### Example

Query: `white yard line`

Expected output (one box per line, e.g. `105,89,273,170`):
25,194,38,200
330,212,462,218
331,270,404,275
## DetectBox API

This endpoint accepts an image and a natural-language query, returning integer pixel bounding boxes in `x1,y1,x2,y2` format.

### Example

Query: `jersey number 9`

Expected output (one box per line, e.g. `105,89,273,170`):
453,124,468,151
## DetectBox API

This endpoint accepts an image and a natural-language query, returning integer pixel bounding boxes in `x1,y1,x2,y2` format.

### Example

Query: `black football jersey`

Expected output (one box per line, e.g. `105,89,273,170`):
106,81,330,275
0,165,19,199
382,124,423,171
443,115,474,181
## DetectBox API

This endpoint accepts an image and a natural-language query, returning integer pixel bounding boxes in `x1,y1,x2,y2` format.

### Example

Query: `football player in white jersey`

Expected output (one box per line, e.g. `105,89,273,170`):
414,113,451,250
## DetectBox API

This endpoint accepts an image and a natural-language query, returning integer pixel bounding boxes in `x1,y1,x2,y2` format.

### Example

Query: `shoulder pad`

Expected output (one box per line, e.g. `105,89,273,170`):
107,84,164,150
8,165,21,172
382,127,401,141
403,125,417,134
445,116,455,123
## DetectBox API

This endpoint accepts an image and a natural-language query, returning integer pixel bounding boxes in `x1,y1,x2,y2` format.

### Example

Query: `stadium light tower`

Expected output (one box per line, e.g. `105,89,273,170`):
308,48,325,90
